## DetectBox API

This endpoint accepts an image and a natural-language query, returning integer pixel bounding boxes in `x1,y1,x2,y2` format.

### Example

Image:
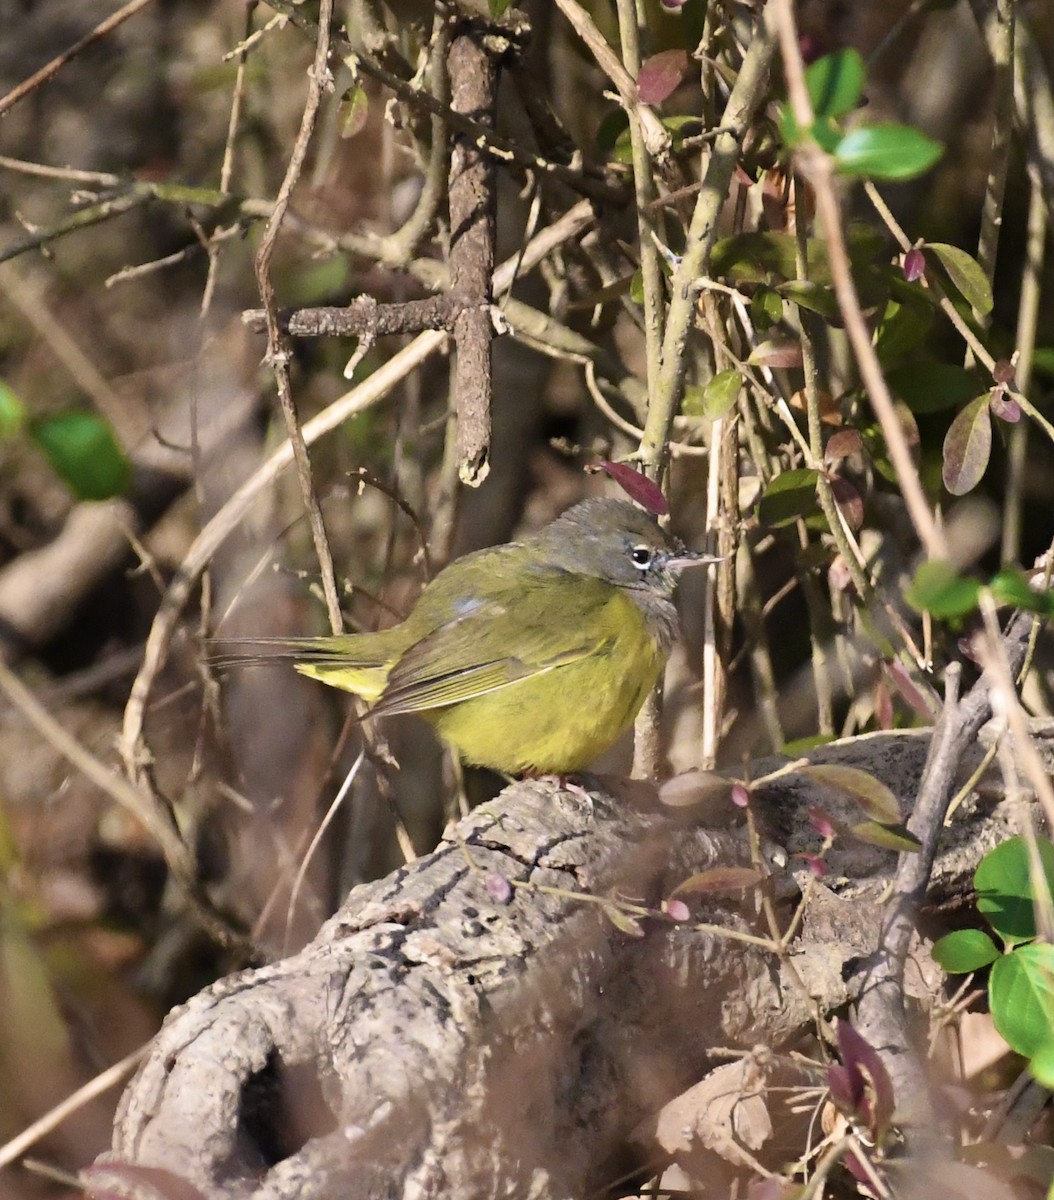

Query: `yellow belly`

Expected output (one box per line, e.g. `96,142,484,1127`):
427,632,664,774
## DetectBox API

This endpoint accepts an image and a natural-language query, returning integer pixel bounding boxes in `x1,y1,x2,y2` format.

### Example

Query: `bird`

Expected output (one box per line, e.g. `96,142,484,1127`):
220,497,708,774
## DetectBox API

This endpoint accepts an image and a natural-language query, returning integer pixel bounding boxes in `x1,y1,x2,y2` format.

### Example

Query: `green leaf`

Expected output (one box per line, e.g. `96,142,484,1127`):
806,48,866,120
932,929,1000,974
758,468,820,528
905,560,980,618
750,285,783,330
798,763,901,823
849,820,922,853
989,568,1054,615
990,944,1054,1058
338,84,369,139
629,268,645,305
778,280,841,321
942,393,992,495
779,46,865,150
0,380,26,439
976,836,1054,944
925,242,994,316
31,411,132,501
488,0,513,13
1030,1039,1054,1089
601,900,644,938
781,734,836,755
659,114,705,152
597,108,630,156
860,402,920,484
682,369,742,420
873,286,936,365
886,362,981,414
709,227,885,288
833,123,943,181
0,914,74,1070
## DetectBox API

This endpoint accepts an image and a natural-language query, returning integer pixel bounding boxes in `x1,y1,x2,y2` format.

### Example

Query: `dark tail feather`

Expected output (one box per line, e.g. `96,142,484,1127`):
207,635,385,672
207,637,307,671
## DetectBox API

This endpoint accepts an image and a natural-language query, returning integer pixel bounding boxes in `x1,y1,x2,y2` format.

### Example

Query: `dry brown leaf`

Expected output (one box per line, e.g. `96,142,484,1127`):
650,1055,773,1169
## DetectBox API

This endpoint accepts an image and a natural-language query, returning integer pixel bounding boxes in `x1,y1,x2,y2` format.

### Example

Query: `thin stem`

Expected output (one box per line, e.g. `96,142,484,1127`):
254,0,343,634
973,0,1015,314
1003,169,1045,561
640,14,777,480
864,180,997,373
771,0,947,561
0,0,158,117
614,0,664,408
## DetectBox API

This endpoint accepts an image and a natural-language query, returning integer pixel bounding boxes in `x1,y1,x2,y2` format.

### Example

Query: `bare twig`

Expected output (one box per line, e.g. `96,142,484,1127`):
1004,168,1045,561
974,0,1015,308
351,46,620,204
0,1045,147,1171
771,0,947,561
0,155,121,186
551,0,670,162
120,331,447,788
381,12,451,264
200,0,256,317
253,0,342,634
853,611,1034,1133
614,0,664,406
0,658,191,912
0,0,158,117
120,200,600,801
447,28,498,486
639,12,777,480
242,293,462,338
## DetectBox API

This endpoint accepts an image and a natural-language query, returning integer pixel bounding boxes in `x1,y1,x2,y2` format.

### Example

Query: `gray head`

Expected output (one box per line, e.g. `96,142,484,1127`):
531,497,703,598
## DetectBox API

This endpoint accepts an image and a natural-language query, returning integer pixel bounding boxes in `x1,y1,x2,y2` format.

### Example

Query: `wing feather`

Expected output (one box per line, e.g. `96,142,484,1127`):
369,572,617,717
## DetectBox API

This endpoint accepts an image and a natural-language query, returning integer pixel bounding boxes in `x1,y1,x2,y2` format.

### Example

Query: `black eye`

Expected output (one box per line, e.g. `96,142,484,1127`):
630,545,653,569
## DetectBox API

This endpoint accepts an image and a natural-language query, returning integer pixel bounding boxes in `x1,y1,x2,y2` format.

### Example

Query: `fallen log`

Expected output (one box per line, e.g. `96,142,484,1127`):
97,726,1021,1200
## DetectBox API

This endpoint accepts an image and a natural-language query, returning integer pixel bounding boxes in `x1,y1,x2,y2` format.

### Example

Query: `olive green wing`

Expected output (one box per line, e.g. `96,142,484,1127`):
369,575,616,718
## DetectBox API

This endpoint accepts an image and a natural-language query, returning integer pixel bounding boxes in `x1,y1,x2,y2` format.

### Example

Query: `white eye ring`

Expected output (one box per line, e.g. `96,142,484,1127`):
630,545,653,569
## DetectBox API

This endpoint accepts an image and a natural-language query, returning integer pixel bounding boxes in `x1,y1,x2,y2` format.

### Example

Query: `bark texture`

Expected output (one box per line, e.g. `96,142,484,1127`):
100,729,1025,1199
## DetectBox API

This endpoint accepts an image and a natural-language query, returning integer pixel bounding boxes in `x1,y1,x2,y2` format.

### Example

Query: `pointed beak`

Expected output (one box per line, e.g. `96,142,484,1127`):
664,549,724,575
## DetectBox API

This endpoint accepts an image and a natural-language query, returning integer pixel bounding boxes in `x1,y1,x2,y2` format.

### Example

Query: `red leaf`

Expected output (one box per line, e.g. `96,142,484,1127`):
990,390,1021,423
942,394,992,495
809,807,835,839
748,338,803,369
836,1020,896,1137
823,428,863,465
671,866,764,897
830,475,863,530
882,659,939,720
804,854,827,878
637,50,691,105
902,247,926,282
597,460,668,515
873,677,893,731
